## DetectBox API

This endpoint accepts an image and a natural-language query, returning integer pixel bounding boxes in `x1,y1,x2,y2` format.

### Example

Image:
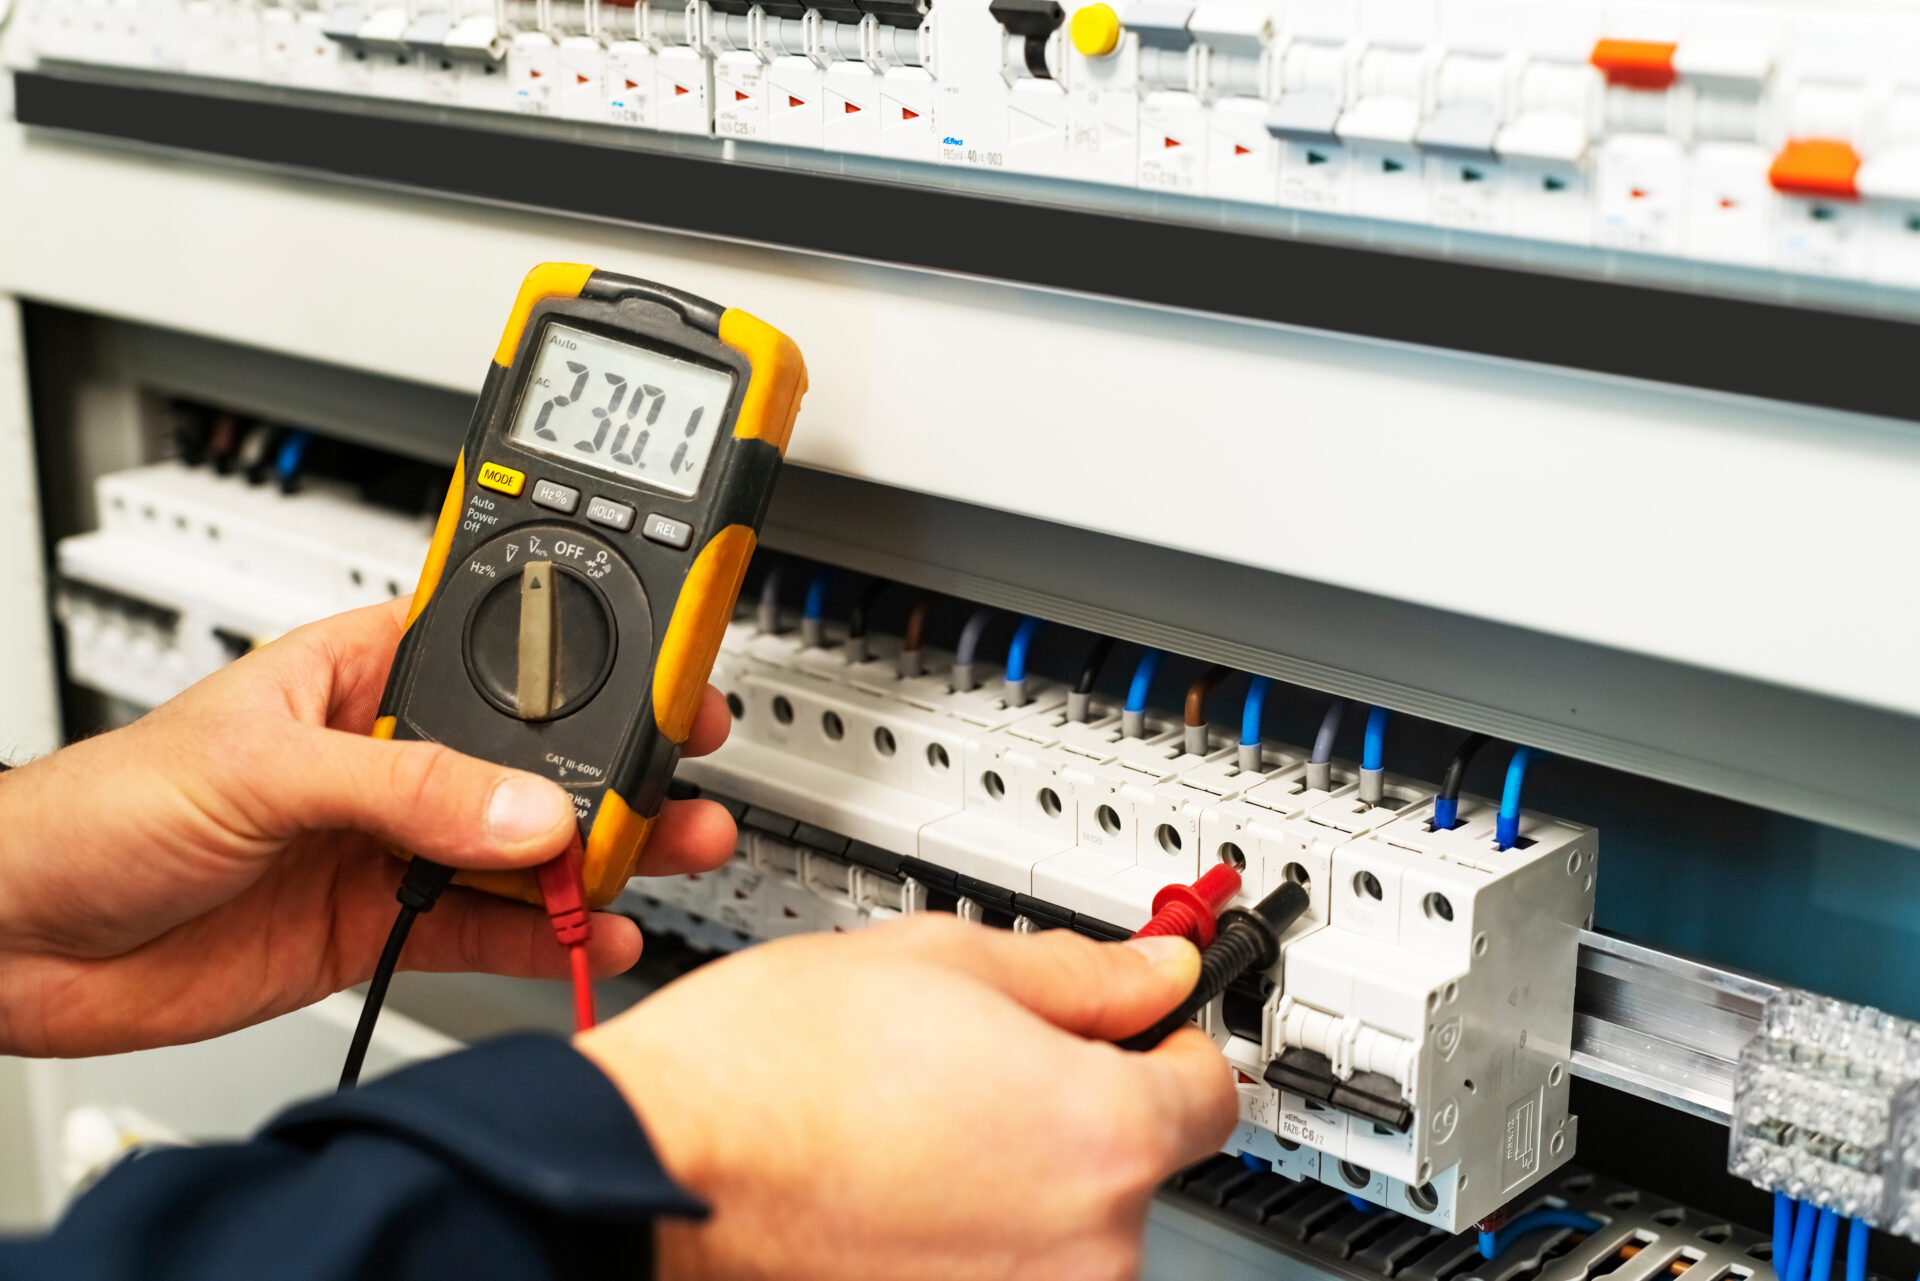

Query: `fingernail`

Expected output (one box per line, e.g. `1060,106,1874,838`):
487,775,570,843
1124,934,1193,967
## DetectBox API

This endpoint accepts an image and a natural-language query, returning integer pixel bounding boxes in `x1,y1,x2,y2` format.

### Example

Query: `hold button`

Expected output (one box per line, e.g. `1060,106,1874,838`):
586,495,637,532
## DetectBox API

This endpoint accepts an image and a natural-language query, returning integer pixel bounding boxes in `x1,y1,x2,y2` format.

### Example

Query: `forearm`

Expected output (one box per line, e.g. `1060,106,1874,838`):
0,1034,703,1280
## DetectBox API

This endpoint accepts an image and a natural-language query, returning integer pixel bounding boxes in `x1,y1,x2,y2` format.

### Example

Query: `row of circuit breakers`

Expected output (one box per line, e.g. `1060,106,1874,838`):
26,0,1920,286
630,610,1603,1236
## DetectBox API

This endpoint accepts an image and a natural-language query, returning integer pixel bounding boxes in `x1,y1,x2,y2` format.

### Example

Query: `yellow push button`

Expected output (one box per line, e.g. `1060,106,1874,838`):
1071,3,1121,57
477,462,527,496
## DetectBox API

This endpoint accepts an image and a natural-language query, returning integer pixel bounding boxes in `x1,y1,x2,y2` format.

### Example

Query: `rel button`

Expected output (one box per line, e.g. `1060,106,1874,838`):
642,513,693,549
585,495,637,532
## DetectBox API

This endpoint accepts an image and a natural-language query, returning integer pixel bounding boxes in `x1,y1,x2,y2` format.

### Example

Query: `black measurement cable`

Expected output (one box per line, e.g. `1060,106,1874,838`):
338,858,456,1090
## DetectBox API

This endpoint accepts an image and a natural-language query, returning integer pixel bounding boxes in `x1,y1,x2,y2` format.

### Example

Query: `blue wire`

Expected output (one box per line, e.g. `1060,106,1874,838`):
803,568,833,622
1004,616,1043,684
1786,1198,1820,1281
1776,1193,1796,1278
1347,1194,1374,1213
1496,746,1534,850
954,607,997,671
1845,1217,1867,1281
274,429,310,484
1362,707,1391,771
1310,699,1345,765
1478,1208,1603,1260
1239,1151,1270,1173
1241,676,1270,748
1127,649,1163,714
1809,1207,1841,1281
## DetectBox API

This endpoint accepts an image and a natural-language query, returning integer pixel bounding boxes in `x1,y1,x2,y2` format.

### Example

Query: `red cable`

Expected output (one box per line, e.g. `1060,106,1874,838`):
536,833,597,1032
568,943,596,1032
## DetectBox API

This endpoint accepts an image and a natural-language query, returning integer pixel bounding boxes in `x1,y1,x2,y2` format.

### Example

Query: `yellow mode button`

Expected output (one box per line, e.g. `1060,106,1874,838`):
477,462,526,496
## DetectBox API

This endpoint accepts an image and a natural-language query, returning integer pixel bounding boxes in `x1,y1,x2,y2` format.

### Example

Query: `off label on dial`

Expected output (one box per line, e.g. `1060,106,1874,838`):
482,530,617,581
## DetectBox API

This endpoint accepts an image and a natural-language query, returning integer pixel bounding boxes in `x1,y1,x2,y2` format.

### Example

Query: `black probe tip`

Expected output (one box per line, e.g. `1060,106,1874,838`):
1116,879,1311,1054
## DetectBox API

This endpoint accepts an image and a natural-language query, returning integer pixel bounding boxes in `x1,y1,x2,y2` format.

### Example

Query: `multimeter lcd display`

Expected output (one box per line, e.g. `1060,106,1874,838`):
507,323,735,498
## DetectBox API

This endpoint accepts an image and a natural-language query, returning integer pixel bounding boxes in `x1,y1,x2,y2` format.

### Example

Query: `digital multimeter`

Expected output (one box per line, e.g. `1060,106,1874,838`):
374,263,806,910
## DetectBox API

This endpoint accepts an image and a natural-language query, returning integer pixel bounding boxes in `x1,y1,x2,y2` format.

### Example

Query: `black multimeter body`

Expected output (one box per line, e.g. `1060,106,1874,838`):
375,264,805,908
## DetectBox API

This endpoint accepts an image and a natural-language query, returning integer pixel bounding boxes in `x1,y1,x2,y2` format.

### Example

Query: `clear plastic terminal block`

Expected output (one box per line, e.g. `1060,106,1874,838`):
1728,987,1920,1238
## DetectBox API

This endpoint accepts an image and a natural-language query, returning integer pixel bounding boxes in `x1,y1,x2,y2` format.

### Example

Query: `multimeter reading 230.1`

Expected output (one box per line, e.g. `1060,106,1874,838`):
372,263,807,911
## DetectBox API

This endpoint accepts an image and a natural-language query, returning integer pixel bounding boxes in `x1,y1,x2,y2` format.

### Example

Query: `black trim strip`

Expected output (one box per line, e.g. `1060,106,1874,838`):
13,68,1919,424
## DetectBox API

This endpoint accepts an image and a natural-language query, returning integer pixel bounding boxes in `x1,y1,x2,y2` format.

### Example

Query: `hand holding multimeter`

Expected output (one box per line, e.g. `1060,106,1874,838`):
342,263,806,1085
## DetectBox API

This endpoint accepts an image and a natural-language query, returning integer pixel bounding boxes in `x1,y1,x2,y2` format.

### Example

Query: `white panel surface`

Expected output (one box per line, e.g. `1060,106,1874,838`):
2,110,1918,720
0,294,62,760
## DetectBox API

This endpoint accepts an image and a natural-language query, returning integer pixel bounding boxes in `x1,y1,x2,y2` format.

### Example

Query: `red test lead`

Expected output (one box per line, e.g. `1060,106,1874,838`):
1133,863,1242,949
536,834,596,1031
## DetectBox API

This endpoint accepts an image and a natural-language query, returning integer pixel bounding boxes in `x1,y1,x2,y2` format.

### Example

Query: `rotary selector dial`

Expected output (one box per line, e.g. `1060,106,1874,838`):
458,527,634,722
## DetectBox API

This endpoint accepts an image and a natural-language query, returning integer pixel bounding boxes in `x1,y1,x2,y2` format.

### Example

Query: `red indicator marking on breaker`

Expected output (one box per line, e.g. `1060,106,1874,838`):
788,95,805,108
529,68,543,78
901,107,919,119
674,84,689,95
1235,1070,1256,1085
624,78,639,89
1163,136,1182,148
1769,138,1861,199
844,101,861,113
576,74,590,84
1720,197,1737,209
735,89,749,100
1589,38,1678,90
1629,187,1648,199
1233,144,1251,156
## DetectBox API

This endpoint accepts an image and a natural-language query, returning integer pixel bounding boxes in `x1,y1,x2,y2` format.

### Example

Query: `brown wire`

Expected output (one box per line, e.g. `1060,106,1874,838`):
1184,665,1233,728
901,592,935,654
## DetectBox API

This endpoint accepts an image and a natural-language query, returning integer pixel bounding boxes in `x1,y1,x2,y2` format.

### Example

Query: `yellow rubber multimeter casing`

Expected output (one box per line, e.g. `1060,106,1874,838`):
374,263,806,909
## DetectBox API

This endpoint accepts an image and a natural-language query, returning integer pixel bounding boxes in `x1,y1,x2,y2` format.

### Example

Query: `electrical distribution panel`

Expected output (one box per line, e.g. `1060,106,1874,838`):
38,443,1596,1232
19,0,1920,291
55,460,434,706
623,607,1599,1233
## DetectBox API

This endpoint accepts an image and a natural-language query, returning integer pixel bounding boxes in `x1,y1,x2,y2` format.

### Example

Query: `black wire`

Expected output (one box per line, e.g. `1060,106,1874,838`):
1441,733,1493,804
338,904,417,1090
338,858,454,1091
847,577,889,640
1075,635,1115,696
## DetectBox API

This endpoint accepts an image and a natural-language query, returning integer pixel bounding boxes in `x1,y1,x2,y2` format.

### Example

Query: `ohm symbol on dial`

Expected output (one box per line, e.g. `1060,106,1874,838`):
586,548,612,580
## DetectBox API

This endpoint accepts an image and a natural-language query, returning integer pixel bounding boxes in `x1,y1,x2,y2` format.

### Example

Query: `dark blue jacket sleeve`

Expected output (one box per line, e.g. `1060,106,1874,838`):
0,1033,705,1281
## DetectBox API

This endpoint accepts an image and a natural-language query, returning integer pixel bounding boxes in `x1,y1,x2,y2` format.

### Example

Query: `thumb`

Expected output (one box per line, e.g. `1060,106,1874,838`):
234,720,577,870
1120,1025,1241,1170
890,918,1203,1042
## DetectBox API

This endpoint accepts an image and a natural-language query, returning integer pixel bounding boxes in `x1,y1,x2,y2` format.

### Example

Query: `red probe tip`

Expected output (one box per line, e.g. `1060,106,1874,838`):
1135,863,1243,948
